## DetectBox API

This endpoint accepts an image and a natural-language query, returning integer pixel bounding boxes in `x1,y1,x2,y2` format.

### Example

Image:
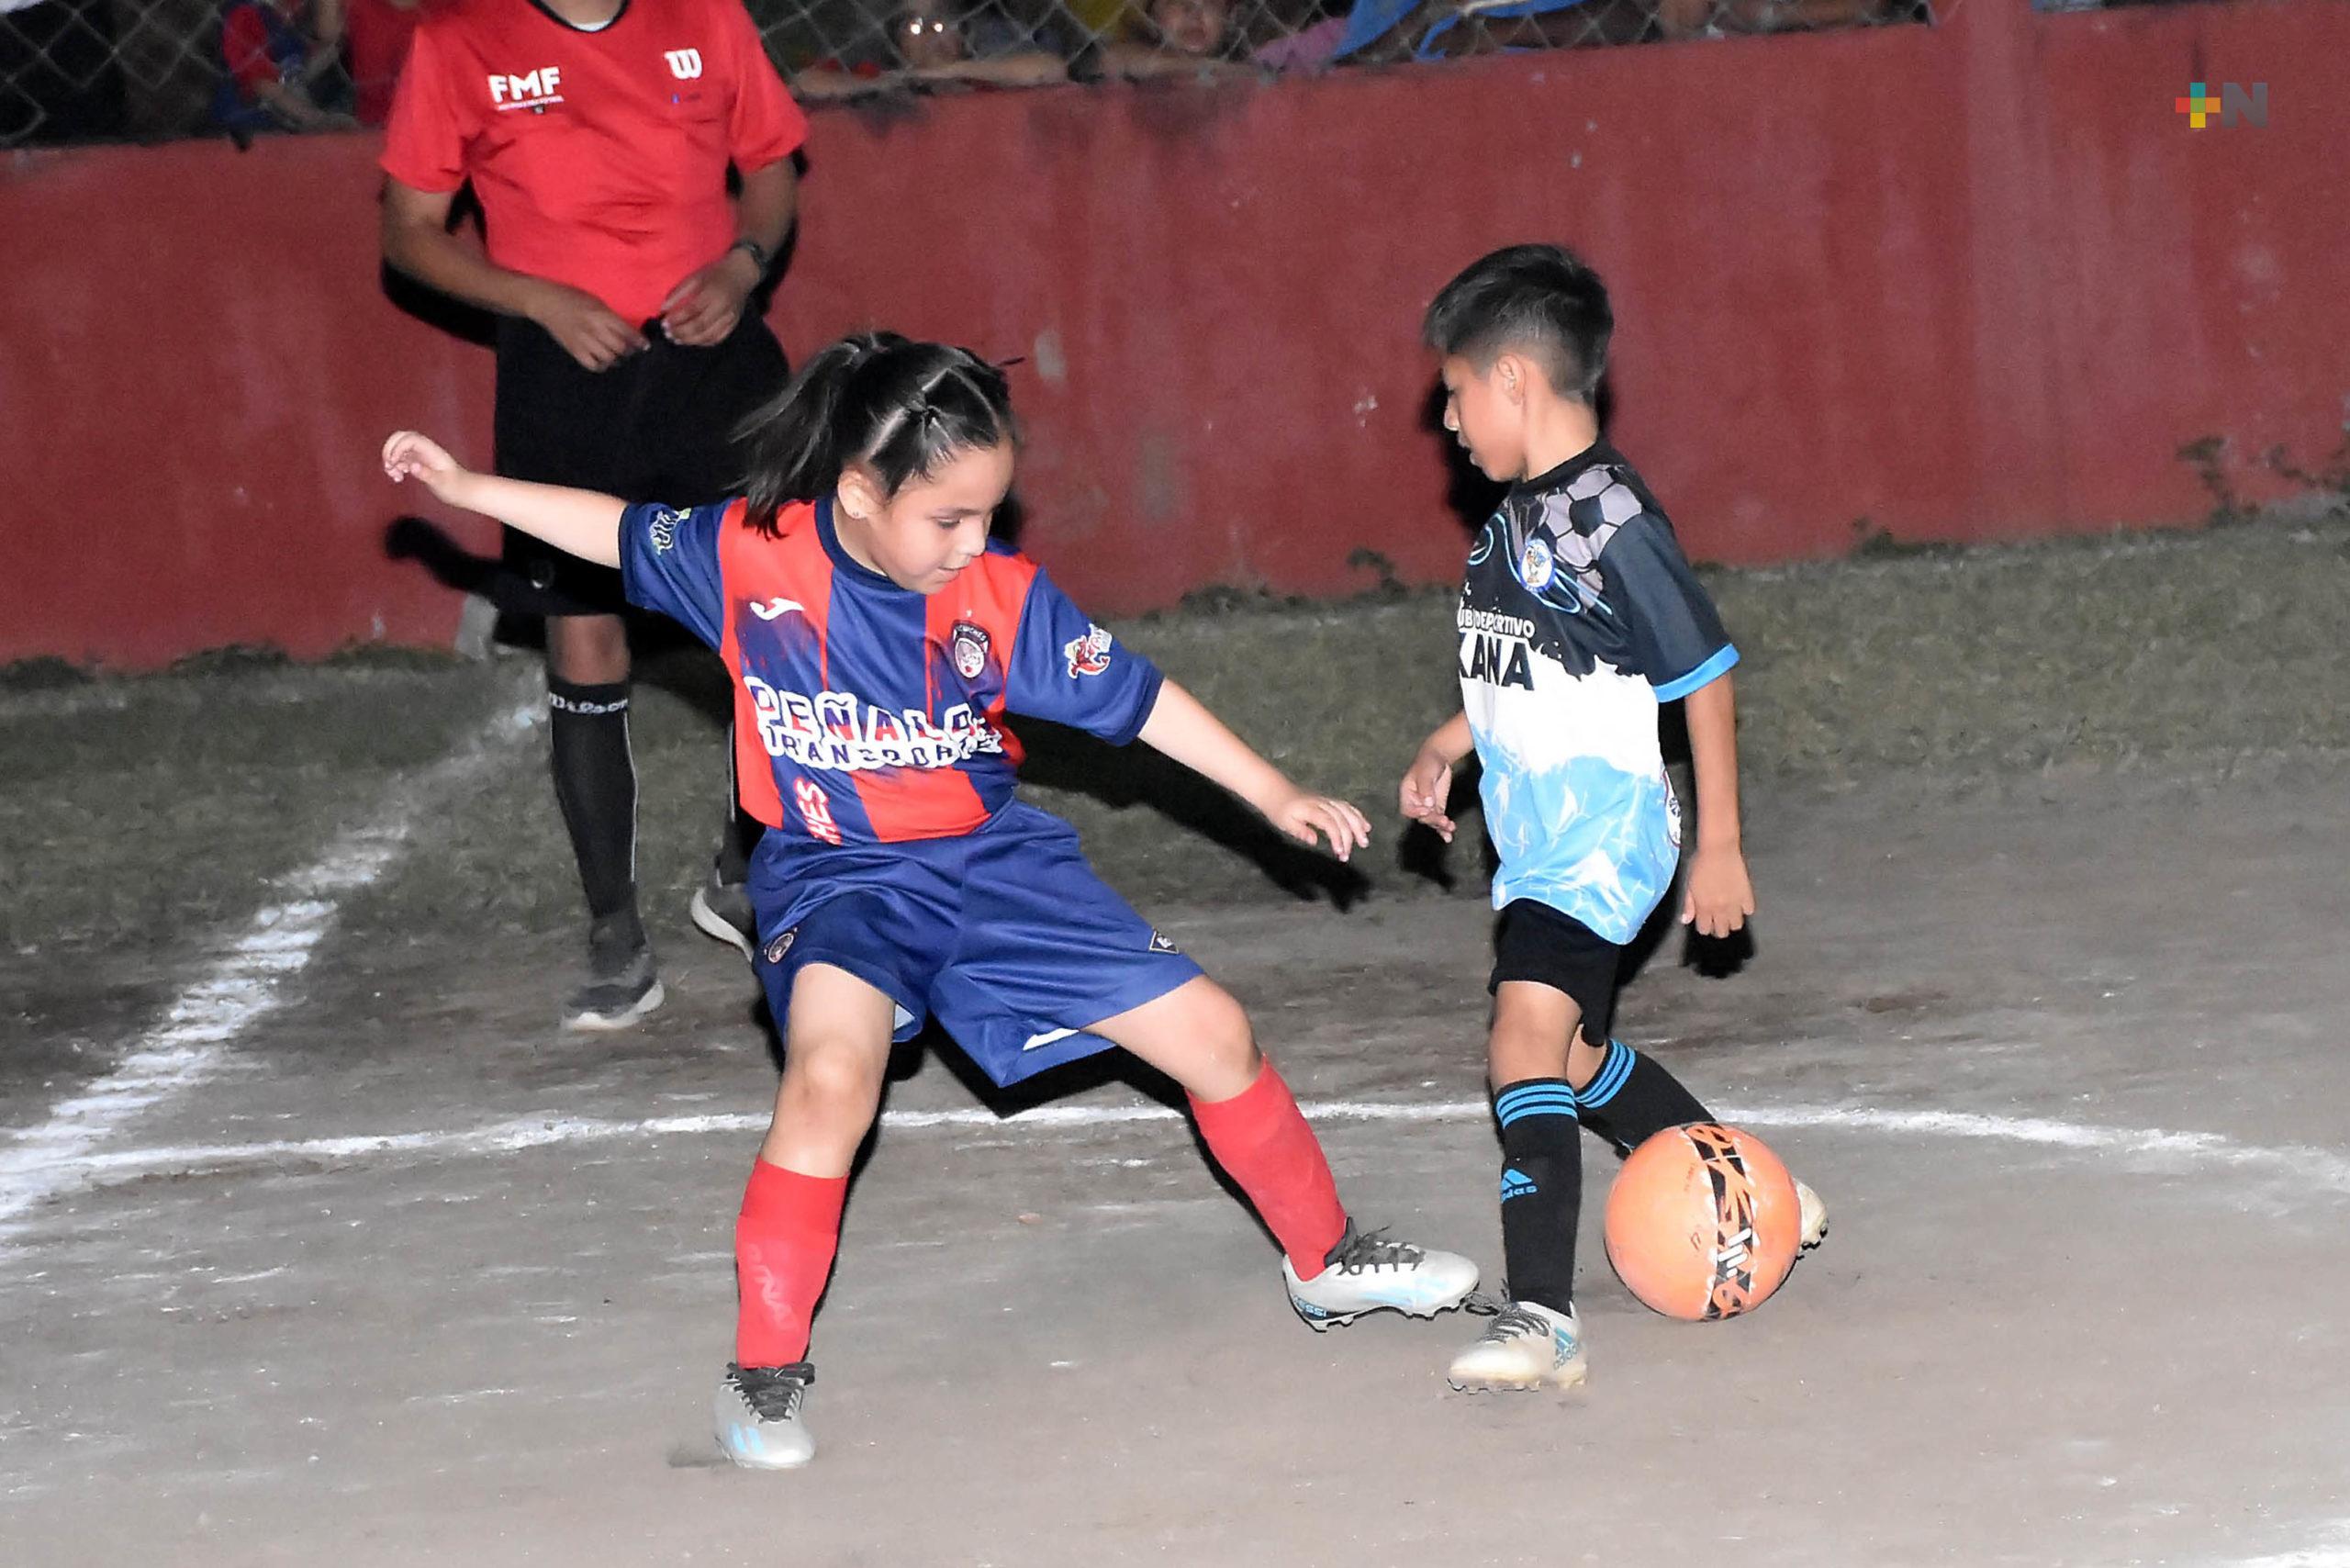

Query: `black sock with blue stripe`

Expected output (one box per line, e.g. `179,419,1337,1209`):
1494,1079,1582,1314
1573,1039,1712,1157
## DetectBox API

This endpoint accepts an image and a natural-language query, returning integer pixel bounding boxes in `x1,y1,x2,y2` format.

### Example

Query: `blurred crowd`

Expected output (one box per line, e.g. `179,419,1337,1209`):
3,0,1929,147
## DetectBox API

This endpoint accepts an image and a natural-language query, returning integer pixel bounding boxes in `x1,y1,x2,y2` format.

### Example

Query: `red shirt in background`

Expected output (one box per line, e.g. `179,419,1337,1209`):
346,0,422,124
379,0,805,324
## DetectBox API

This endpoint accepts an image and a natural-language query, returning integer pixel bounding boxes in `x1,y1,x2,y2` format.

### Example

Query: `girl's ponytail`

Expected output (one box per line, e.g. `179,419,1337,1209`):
737,330,905,535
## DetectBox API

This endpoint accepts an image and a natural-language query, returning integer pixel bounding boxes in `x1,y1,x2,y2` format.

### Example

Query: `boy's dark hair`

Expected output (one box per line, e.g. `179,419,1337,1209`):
737,331,1017,535
1422,244,1613,402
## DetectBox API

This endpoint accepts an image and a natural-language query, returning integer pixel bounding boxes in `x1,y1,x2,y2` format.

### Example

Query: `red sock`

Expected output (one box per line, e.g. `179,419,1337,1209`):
1189,1061,1348,1280
734,1159,848,1367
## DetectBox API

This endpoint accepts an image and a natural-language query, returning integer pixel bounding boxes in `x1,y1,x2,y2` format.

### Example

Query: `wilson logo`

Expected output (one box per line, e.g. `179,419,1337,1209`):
665,49,703,79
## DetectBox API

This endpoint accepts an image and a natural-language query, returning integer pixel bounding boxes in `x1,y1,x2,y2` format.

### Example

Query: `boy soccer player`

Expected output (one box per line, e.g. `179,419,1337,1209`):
1399,244,1825,1392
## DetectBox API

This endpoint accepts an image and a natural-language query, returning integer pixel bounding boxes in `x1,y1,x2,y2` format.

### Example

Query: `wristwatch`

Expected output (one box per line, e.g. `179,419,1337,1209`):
728,237,771,274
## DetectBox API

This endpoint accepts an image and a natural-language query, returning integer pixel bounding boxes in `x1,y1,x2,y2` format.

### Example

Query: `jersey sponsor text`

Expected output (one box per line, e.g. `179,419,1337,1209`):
744,675,1006,773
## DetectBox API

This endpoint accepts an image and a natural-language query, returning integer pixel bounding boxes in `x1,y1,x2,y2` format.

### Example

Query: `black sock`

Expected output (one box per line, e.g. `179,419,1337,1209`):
1574,1040,1712,1156
1494,1079,1582,1313
714,731,765,885
547,678,639,922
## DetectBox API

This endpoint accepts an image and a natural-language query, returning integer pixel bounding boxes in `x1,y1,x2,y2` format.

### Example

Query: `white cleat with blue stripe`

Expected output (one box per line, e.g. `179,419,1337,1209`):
1283,1222,1481,1329
713,1361,816,1470
1447,1297,1587,1393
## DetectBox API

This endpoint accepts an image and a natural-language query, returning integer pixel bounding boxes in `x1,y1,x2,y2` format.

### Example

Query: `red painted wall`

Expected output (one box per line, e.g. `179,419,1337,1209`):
1,0,2340,668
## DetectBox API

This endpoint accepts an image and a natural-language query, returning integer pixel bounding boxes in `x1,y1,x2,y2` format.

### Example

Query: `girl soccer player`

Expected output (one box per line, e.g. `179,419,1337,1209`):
384,331,1480,1470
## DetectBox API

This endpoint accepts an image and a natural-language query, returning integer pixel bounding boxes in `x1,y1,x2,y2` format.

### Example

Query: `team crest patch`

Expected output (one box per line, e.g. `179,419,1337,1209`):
1147,929,1181,955
950,621,991,680
647,508,684,554
1064,624,1113,678
1518,535,1555,592
763,928,797,965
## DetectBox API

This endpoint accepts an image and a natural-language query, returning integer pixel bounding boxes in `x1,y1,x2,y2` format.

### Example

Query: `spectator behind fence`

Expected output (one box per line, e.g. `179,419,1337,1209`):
1101,0,1347,77
343,0,418,124
1328,0,1894,60
793,0,1070,99
1,0,128,141
1651,0,1895,36
213,0,356,133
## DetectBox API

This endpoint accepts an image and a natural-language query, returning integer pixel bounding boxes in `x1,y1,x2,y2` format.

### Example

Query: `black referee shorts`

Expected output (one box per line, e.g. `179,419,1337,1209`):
492,310,789,618
1489,899,1621,1049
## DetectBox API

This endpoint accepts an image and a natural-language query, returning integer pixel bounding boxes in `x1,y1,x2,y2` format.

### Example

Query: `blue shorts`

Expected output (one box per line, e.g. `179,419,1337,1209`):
747,802,1205,1088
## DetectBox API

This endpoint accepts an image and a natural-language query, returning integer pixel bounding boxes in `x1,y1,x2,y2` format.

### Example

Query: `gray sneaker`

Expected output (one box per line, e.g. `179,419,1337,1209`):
562,911,664,1032
713,1361,816,1470
688,873,757,963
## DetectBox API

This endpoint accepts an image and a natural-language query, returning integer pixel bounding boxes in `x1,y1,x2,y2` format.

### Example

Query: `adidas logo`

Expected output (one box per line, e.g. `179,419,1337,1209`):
1499,1167,1538,1201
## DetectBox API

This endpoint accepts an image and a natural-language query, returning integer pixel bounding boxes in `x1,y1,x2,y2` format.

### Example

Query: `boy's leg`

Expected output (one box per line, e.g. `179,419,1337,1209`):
1487,981,1583,1320
1568,1036,1714,1155
717,962,894,1471
1449,902,1624,1392
1448,978,1592,1392
1091,975,1478,1326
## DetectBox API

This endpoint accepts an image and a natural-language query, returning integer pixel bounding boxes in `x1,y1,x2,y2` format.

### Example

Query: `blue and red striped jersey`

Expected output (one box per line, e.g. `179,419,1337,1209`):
619,496,1163,846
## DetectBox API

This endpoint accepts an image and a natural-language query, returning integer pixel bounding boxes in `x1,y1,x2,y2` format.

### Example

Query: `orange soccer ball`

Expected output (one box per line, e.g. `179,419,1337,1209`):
1603,1123,1803,1321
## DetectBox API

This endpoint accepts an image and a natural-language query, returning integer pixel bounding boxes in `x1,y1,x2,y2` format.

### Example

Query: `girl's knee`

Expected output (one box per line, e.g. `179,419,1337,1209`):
1169,981,1262,1097
779,1036,885,1118
765,1037,886,1175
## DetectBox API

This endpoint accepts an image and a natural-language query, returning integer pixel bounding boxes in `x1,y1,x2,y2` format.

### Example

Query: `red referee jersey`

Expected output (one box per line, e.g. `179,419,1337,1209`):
381,0,806,324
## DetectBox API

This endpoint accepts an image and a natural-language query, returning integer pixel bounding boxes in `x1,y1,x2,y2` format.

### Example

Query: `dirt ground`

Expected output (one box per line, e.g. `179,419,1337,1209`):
3,519,2347,1566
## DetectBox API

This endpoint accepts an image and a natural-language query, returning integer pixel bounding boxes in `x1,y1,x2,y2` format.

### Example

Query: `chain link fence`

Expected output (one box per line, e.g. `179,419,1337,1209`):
4,0,1931,149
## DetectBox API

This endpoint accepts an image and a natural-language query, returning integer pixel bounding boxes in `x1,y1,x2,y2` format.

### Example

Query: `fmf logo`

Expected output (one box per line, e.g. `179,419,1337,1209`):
665,49,703,79
488,66,562,109
2175,81,2266,129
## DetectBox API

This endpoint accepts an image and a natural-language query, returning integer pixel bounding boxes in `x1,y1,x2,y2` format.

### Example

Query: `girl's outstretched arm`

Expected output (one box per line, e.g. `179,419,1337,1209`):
1136,679,1371,861
382,431,627,568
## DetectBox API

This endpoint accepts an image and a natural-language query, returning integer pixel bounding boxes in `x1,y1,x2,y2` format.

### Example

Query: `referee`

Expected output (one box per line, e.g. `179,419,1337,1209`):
380,0,805,1029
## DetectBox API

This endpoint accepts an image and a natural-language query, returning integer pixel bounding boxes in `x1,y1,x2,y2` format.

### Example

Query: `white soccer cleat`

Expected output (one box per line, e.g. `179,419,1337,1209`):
1447,1298,1587,1393
712,1362,816,1470
1795,1179,1829,1250
1282,1224,1480,1330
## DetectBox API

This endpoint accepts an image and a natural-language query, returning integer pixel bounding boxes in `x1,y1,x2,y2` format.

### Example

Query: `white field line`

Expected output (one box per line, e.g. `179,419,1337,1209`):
39,1095,2350,1202
2218,1525,2350,1568
0,692,539,1242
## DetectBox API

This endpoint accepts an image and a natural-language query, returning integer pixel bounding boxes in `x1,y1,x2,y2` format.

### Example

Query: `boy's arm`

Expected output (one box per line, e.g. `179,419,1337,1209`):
1399,711,1472,843
383,431,625,566
1136,680,1371,862
1679,674,1756,936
